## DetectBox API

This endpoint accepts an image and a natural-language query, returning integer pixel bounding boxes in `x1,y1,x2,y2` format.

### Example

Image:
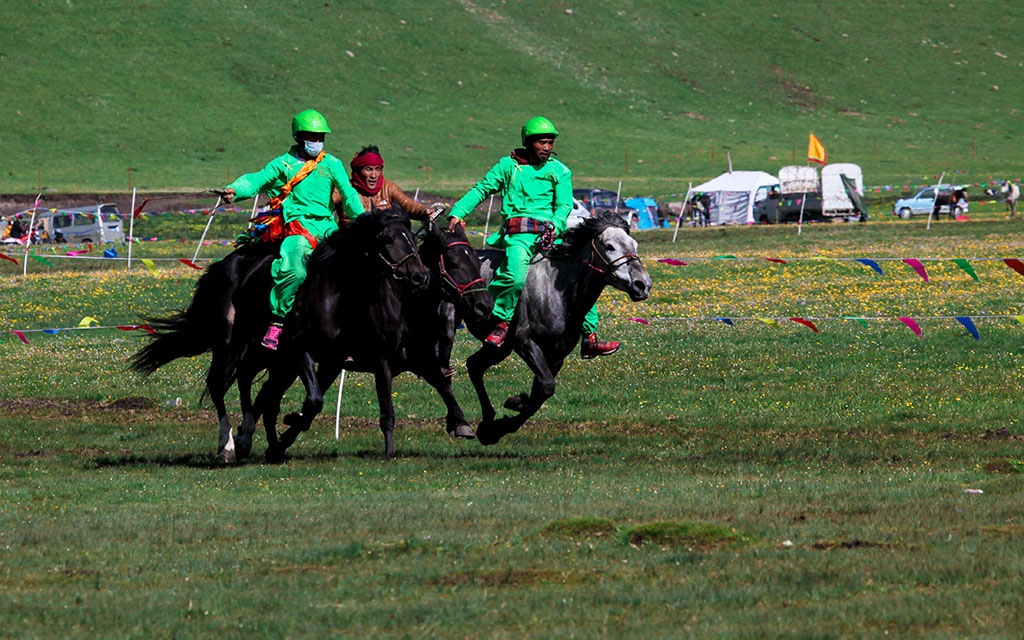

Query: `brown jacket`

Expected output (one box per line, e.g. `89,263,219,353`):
333,178,430,221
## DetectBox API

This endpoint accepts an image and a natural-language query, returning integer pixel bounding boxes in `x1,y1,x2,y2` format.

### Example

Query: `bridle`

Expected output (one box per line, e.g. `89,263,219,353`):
376,220,422,280
436,240,487,299
581,236,641,278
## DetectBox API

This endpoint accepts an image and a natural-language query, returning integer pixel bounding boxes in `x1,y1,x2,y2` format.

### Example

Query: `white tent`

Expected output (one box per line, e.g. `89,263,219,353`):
693,171,779,225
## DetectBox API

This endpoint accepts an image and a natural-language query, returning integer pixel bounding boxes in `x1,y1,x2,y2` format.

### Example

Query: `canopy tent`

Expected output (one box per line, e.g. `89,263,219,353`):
693,171,779,225
624,197,665,229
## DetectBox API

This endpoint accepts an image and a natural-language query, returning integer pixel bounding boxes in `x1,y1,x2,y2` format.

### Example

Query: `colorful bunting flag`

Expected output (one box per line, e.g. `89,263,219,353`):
713,255,738,260
842,316,870,327
855,258,884,275
808,134,827,165
1015,316,1024,325
762,258,788,264
716,318,734,326
954,317,981,341
116,325,157,334
0,254,18,265
29,254,54,266
11,331,29,344
902,258,929,282
78,317,99,327
103,248,118,258
758,318,779,326
951,259,978,282
1003,258,1024,277
789,317,820,333
140,259,157,275
897,317,922,336
43,329,61,334
177,259,203,270
630,318,650,325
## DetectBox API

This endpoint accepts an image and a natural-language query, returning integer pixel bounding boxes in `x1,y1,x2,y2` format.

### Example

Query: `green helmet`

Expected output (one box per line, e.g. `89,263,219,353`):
521,116,559,145
291,109,331,138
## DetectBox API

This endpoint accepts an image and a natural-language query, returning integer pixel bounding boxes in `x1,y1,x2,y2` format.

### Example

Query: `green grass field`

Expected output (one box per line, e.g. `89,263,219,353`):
2,206,1023,637
3,0,1023,195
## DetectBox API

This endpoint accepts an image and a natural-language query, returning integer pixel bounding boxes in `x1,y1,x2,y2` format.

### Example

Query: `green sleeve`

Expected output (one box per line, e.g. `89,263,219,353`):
451,160,506,220
225,156,285,201
335,180,366,217
552,165,574,236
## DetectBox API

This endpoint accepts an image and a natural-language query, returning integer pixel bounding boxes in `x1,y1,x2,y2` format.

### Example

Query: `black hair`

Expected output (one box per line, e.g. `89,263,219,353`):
356,145,381,157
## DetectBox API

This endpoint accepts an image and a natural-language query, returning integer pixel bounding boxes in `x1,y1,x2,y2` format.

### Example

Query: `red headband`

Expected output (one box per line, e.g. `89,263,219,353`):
351,152,384,169
350,152,385,196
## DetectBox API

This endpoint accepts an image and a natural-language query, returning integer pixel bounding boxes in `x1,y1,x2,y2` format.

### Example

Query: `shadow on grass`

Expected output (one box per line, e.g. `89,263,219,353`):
85,446,525,469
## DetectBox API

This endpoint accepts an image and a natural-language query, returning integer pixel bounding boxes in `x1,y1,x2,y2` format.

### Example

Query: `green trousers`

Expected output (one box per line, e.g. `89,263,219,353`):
489,233,599,335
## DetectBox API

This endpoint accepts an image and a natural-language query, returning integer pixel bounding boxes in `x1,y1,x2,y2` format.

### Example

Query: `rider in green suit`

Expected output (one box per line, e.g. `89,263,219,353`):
222,109,365,350
448,116,619,358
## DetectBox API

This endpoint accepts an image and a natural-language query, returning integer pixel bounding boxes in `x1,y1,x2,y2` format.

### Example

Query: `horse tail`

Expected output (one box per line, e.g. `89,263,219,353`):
130,264,233,374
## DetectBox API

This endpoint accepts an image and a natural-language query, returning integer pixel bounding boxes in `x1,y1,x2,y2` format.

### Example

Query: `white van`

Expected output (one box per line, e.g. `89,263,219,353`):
35,204,125,244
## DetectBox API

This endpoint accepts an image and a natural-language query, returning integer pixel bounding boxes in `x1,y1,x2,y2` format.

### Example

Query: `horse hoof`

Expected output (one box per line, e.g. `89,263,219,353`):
503,393,528,412
215,449,236,464
476,422,503,446
233,437,253,460
448,424,476,440
264,447,286,464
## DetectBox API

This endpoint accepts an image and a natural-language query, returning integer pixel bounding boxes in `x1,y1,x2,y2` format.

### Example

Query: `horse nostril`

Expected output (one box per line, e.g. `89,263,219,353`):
634,279,647,292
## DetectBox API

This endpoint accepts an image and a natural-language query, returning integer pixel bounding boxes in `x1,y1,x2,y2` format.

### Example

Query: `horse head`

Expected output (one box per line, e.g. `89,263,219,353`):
362,204,430,293
421,220,493,324
562,211,652,301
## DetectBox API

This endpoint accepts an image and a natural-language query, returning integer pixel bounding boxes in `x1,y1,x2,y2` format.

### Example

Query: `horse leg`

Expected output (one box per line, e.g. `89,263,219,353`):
283,357,341,432
467,344,511,426
416,355,474,440
264,356,316,462
437,302,458,375
483,342,559,446
374,362,398,459
207,349,236,463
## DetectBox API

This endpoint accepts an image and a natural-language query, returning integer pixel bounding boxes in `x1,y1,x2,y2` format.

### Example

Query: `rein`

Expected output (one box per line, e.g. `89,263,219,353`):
437,240,486,298
581,237,641,277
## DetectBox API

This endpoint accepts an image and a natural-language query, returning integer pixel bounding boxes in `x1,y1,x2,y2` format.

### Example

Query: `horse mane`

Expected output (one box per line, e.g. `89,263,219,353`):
551,210,629,259
308,205,411,271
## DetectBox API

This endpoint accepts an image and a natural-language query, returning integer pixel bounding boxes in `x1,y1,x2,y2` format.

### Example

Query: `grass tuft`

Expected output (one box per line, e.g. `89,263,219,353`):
618,521,755,550
531,517,618,541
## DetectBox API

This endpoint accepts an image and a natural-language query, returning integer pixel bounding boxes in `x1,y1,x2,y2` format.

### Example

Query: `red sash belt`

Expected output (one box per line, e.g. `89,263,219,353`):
505,217,550,234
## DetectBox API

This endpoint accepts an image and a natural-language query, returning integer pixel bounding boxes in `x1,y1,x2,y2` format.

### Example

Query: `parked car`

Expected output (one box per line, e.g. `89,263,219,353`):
572,188,640,228
23,204,125,244
893,186,968,218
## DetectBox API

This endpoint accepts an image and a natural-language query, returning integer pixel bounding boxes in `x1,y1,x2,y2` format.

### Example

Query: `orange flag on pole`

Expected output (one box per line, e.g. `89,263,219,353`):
808,134,827,165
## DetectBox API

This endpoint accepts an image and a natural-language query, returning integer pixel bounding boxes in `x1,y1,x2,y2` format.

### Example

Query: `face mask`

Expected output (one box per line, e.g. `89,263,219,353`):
303,140,324,157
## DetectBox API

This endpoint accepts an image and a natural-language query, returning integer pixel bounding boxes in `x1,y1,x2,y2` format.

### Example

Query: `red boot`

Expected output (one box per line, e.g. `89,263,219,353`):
580,332,619,359
484,321,509,348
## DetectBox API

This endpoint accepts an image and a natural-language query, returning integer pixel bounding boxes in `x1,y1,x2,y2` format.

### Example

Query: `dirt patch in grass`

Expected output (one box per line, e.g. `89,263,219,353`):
981,427,1015,440
983,459,1023,474
429,568,570,588
531,517,618,541
619,521,755,551
980,524,1024,538
811,539,904,551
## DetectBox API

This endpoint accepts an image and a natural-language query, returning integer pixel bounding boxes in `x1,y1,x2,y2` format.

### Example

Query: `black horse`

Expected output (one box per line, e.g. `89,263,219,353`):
250,217,494,460
130,206,429,462
465,212,652,446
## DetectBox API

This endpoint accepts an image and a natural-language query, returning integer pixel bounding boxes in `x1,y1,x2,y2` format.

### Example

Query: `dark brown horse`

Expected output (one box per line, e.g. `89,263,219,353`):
932,187,968,220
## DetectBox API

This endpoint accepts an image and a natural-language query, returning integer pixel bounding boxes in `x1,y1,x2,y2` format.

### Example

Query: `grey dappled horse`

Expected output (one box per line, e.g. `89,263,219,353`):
466,211,652,445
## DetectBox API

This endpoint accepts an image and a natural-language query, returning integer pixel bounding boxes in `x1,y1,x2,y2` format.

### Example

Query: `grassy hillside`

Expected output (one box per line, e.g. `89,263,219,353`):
2,0,1023,195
